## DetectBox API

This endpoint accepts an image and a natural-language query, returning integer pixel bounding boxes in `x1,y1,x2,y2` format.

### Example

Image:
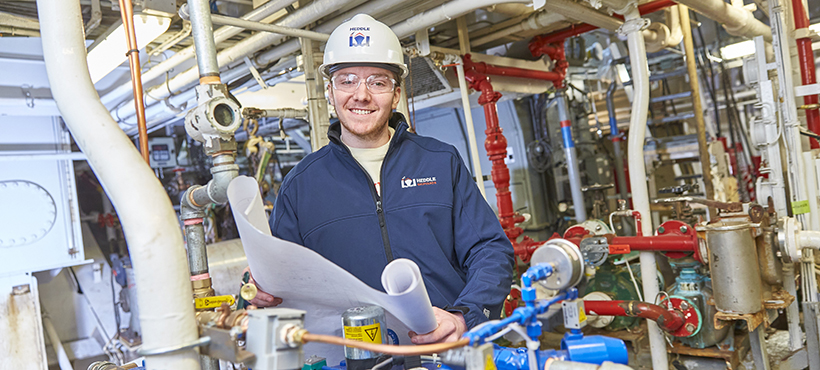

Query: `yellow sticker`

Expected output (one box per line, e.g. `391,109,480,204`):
485,354,497,370
578,305,587,324
793,200,811,215
195,295,235,310
343,323,382,344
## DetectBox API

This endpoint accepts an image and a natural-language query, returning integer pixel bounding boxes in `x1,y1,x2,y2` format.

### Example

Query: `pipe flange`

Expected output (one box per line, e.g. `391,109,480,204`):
617,18,650,37
777,217,801,263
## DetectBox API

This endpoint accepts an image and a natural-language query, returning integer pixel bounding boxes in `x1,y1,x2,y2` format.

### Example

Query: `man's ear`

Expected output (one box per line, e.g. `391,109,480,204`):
326,83,334,105
391,86,401,110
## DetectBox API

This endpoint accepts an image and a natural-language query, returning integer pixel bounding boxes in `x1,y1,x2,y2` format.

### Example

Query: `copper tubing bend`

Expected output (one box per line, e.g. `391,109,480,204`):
301,333,469,355
584,300,685,333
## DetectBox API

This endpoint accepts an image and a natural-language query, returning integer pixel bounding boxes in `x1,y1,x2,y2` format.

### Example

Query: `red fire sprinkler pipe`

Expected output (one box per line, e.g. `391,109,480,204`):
584,300,685,333
461,54,557,263
792,0,820,148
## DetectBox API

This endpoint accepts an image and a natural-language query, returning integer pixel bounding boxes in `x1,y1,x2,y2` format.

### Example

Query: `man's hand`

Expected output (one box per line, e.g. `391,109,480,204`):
241,266,283,307
408,307,467,344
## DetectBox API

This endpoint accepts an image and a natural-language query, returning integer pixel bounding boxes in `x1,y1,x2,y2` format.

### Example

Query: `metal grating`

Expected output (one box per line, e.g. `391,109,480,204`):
404,55,451,98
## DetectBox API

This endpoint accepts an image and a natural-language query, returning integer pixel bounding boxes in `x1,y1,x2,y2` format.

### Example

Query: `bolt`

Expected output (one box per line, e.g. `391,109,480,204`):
679,301,690,311
658,226,666,234
685,323,696,333
680,226,688,233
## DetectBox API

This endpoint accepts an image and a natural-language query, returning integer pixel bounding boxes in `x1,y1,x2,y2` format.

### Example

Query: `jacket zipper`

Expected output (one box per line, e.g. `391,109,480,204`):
343,141,397,262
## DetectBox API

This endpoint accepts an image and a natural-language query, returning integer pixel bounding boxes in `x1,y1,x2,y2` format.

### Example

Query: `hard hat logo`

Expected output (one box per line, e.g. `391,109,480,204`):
349,32,370,47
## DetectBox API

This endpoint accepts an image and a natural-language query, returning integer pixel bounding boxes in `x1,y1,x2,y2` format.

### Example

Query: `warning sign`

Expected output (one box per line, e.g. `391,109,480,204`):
194,295,235,310
344,323,382,344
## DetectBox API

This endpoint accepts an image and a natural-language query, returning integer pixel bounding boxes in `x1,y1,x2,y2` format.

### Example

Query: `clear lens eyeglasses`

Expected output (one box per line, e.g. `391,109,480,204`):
331,74,396,94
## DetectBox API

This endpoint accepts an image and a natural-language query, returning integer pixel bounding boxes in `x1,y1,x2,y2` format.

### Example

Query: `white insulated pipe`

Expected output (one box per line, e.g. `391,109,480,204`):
799,231,820,250
454,56,487,200
42,315,71,370
391,0,532,38
101,0,294,107
622,6,669,370
675,0,771,41
471,11,566,48
37,1,200,369
542,0,623,30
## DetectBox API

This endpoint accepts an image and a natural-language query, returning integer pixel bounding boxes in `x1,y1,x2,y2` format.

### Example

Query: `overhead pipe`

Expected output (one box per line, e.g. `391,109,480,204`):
101,0,294,107
619,5,669,369
529,0,677,53
555,89,588,222
606,82,629,208
674,0,771,41
470,11,566,49
584,300,685,334
37,0,199,368
792,0,820,147
117,0,150,163
114,0,356,121
189,11,330,42
391,0,532,38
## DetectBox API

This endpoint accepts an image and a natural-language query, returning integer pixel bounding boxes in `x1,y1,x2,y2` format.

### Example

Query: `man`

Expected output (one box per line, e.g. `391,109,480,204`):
250,14,513,344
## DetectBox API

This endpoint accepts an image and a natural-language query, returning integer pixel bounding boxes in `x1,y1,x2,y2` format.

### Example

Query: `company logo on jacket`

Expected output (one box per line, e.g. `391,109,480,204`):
401,176,437,188
349,27,370,47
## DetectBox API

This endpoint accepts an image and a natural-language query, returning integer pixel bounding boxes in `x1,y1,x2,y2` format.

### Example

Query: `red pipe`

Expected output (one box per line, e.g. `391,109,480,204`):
584,300,685,333
792,0,820,148
530,0,676,53
462,54,544,263
565,235,696,252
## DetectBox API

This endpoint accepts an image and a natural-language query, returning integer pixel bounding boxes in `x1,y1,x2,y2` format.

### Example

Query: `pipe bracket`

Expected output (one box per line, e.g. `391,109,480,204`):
617,17,650,37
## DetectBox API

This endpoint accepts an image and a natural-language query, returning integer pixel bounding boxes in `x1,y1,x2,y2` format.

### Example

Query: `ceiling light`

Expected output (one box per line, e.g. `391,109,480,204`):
720,40,755,60
86,14,170,83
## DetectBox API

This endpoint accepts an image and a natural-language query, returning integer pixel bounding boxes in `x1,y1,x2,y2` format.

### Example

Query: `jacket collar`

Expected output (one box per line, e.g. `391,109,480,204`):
327,113,409,150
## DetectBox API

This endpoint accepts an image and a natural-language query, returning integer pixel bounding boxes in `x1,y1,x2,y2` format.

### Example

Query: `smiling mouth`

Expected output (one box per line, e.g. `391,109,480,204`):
350,108,375,115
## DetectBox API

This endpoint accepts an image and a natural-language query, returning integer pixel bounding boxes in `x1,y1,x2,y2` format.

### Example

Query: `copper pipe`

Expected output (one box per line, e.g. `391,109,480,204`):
117,0,150,163
301,333,469,355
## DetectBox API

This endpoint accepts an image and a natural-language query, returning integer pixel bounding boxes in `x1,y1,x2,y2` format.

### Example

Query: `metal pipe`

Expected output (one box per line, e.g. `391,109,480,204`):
118,0,150,163
679,5,716,220
584,300,685,333
391,0,531,38
541,0,623,30
556,89,587,222
43,315,72,370
115,0,353,120
783,263,803,351
621,6,668,369
199,12,330,42
186,0,221,79
606,82,629,207
528,0,676,46
36,0,199,367
674,0,771,41
453,56,487,200
791,0,820,147
101,0,293,106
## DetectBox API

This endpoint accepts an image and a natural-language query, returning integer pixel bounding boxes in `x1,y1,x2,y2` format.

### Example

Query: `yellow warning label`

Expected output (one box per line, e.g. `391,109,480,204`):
793,200,811,215
195,295,235,310
343,323,382,344
578,305,587,324
485,354,496,370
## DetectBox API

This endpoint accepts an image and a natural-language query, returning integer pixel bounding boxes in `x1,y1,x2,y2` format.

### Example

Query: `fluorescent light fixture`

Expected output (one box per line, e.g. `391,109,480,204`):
86,14,170,83
720,40,755,60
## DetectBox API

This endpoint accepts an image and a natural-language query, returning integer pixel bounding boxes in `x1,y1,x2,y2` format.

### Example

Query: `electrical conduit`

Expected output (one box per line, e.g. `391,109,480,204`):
36,0,200,368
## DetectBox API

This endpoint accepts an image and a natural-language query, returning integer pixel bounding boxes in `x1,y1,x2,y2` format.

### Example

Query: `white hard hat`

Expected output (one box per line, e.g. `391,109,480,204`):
319,14,408,79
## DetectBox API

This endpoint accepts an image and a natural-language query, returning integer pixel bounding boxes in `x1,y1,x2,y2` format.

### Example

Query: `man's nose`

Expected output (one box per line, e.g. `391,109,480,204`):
352,81,371,101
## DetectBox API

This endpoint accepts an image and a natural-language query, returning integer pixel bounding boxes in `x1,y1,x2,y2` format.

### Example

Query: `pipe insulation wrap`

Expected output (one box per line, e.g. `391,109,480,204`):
622,7,668,370
36,1,200,368
675,0,771,41
799,231,820,250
